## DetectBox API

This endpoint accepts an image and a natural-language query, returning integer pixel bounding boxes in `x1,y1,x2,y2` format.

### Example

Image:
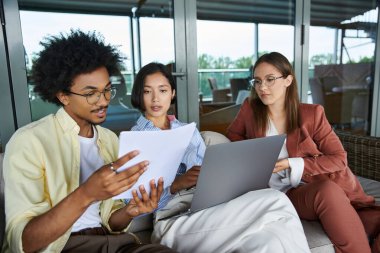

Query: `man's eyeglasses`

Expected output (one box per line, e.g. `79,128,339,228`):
66,85,117,105
249,76,284,88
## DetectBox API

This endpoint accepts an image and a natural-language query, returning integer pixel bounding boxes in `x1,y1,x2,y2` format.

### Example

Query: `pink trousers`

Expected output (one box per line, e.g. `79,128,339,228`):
287,180,380,253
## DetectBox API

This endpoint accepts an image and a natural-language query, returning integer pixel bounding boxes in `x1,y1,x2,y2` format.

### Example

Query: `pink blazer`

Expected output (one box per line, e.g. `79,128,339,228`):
227,99,374,207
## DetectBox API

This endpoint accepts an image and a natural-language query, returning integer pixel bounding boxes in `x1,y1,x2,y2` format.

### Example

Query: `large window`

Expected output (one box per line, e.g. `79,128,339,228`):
308,1,378,135
2,0,380,151
197,20,254,99
196,0,296,134
140,17,175,66
21,11,132,72
20,11,139,133
19,1,178,134
258,24,294,62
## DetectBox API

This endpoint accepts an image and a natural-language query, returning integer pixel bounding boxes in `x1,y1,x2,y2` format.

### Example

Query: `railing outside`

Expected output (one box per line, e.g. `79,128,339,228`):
120,68,250,99
28,68,311,101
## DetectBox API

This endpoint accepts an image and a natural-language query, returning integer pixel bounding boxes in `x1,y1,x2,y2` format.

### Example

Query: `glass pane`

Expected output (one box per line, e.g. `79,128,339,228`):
20,11,138,134
197,0,295,134
197,20,254,101
140,17,175,66
258,24,294,62
131,1,176,115
308,1,378,136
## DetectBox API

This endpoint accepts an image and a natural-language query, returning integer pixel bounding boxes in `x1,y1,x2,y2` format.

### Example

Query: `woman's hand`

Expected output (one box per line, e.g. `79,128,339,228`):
273,159,290,173
125,177,164,217
170,166,201,194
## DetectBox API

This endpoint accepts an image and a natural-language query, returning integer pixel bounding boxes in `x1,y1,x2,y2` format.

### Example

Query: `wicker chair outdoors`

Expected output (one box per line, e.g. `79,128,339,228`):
229,78,249,102
309,77,354,128
207,78,231,103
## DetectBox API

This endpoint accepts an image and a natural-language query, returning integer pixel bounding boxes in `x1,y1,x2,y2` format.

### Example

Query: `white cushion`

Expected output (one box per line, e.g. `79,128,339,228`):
302,220,334,253
200,131,230,146
358,176,380,204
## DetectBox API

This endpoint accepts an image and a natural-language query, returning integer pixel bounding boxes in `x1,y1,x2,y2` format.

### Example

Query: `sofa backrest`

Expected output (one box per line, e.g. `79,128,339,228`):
335,130,380,182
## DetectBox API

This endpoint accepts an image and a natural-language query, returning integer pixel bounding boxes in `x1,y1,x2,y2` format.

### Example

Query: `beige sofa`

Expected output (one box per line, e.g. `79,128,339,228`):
0,131,379,252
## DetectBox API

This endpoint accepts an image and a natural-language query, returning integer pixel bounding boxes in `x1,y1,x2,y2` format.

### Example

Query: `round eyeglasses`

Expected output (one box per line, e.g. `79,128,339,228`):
249,76,284,88
66,86,117,105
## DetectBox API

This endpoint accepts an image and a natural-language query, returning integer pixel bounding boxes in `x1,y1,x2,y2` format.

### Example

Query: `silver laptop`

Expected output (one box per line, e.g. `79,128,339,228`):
158,134,286,220
190,134,286,213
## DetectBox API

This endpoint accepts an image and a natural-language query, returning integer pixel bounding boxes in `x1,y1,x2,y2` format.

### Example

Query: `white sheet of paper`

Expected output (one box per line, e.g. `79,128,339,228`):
113,122,196,199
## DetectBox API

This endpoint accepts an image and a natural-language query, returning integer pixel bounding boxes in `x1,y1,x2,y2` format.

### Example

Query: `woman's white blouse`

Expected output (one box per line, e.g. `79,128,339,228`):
267,119,304,192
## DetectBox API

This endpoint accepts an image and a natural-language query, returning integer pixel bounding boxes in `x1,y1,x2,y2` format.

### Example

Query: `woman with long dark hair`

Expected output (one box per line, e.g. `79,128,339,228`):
227,52,380,253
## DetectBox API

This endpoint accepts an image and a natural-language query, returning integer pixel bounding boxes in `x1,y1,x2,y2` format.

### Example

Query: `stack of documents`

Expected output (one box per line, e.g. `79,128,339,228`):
113,123,196,199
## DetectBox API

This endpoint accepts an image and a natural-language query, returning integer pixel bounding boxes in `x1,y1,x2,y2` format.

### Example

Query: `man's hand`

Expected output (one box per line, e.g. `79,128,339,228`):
170,166,201,194
125,177,164,217
81,150,148,204
108,177,164,231
273,159,290,173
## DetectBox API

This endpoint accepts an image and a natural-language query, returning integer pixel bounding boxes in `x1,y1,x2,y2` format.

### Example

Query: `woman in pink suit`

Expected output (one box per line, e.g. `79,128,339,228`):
227,52,380,253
